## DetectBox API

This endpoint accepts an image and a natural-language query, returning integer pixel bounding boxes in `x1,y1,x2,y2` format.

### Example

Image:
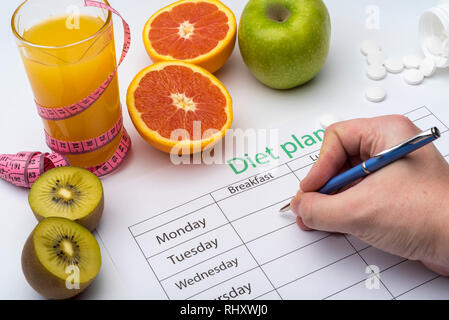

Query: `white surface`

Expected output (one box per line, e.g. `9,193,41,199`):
365,86,386,102
1,0,449,300
404,68,425,85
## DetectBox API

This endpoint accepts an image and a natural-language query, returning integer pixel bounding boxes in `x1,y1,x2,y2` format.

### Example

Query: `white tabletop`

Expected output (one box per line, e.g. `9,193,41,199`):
1,0,448,299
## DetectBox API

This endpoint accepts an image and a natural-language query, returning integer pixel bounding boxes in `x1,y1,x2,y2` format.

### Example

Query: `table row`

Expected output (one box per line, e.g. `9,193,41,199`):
148,233,441,300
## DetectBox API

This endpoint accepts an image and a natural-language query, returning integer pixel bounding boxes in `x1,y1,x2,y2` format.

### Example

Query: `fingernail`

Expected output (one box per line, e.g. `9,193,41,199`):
290,190,303,217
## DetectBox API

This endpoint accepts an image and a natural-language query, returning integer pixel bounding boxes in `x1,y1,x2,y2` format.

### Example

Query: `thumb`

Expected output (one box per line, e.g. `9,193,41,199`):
291,190,363,234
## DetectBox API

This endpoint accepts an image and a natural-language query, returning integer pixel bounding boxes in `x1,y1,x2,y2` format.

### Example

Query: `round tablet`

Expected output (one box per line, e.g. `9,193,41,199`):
403,55,422,69
384,58,404,74
361,40,381,56
403,69,424,85
366,51,386,66
420,57,436,77
366,65,387,81
319,114,341,129
365,87,386,103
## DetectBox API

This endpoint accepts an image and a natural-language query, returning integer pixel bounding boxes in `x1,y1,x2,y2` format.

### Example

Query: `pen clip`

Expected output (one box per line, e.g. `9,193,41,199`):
373,127,441,158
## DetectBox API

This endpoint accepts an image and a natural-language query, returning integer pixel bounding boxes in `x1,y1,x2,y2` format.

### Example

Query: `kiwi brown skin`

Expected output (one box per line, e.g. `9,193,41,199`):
21,231,92,300
30,194,104,232
77,193,104,231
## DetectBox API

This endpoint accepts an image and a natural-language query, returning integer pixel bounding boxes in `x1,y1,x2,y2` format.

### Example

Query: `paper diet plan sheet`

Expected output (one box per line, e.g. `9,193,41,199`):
100,105,449,300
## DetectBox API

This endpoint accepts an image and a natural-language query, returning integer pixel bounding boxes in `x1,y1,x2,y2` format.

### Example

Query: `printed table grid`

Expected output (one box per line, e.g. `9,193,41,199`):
128,106,449,300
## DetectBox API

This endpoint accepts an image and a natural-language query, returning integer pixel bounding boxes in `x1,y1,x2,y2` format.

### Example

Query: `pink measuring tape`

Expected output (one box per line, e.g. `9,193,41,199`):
0,0,132,188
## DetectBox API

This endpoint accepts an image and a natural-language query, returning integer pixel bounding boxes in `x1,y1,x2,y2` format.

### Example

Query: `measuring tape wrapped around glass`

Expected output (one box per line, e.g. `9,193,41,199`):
0,0,131,188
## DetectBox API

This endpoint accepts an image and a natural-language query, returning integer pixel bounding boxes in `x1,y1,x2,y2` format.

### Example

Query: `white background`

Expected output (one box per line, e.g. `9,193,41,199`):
1,0,449,299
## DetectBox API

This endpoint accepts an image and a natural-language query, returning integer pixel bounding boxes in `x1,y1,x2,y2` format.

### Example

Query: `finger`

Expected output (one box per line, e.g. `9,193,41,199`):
291,191,313,231
301,118,376,192
301,115,420,192
290,189,313,231
290,162,353,212
423,262,449,277
296,216,313,231
294,190,364,234
290,188,303,216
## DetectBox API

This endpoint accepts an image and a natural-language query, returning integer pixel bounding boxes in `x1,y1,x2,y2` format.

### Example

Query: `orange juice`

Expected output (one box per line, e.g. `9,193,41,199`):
18,13,122,168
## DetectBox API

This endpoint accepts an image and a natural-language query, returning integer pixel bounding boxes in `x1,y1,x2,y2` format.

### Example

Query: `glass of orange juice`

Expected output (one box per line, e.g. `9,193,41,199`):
11,0,123,168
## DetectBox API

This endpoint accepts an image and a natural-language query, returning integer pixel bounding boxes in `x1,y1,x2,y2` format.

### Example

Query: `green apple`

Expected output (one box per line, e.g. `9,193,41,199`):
238,0,331,90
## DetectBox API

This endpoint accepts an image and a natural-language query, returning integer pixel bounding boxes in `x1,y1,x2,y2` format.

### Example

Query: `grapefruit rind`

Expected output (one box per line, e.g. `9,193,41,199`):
143,0,237,73
127,61,233,154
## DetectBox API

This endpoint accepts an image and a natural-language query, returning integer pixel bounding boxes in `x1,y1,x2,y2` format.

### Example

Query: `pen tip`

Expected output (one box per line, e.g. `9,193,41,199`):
279,203,291,213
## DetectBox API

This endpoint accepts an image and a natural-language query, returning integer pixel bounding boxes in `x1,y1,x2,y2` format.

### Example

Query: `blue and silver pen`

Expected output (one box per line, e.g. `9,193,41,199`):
279,127,441,213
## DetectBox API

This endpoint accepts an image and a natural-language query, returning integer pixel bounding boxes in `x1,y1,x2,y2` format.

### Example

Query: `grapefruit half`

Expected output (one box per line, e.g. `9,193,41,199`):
127,61,233,154
143,0,237,73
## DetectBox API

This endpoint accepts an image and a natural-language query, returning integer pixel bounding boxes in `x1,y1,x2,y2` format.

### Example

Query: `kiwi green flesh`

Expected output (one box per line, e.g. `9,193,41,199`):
22,217,101,299
29,167,103,231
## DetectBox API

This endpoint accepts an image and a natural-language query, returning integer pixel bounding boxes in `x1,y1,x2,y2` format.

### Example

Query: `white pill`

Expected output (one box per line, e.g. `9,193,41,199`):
420,57,436,77
319,114,341,129
426,36,444,56
403,55,422,69
403,69,424,85
361,40,381,56
366,65,387,81
366,51,386,66
384,58,404,73
365,86,386,103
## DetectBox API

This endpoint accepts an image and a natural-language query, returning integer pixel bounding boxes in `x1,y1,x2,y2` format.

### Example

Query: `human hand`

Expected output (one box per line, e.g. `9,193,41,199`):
290,115,449,276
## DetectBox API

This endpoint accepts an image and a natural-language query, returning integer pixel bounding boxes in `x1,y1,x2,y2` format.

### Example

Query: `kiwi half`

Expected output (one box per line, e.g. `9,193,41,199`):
28,167,104,231
22,217,101,299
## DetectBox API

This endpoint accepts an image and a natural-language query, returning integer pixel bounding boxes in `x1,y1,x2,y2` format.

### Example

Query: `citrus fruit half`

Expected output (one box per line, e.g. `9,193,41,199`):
143,0,237,73
127,61,233,154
